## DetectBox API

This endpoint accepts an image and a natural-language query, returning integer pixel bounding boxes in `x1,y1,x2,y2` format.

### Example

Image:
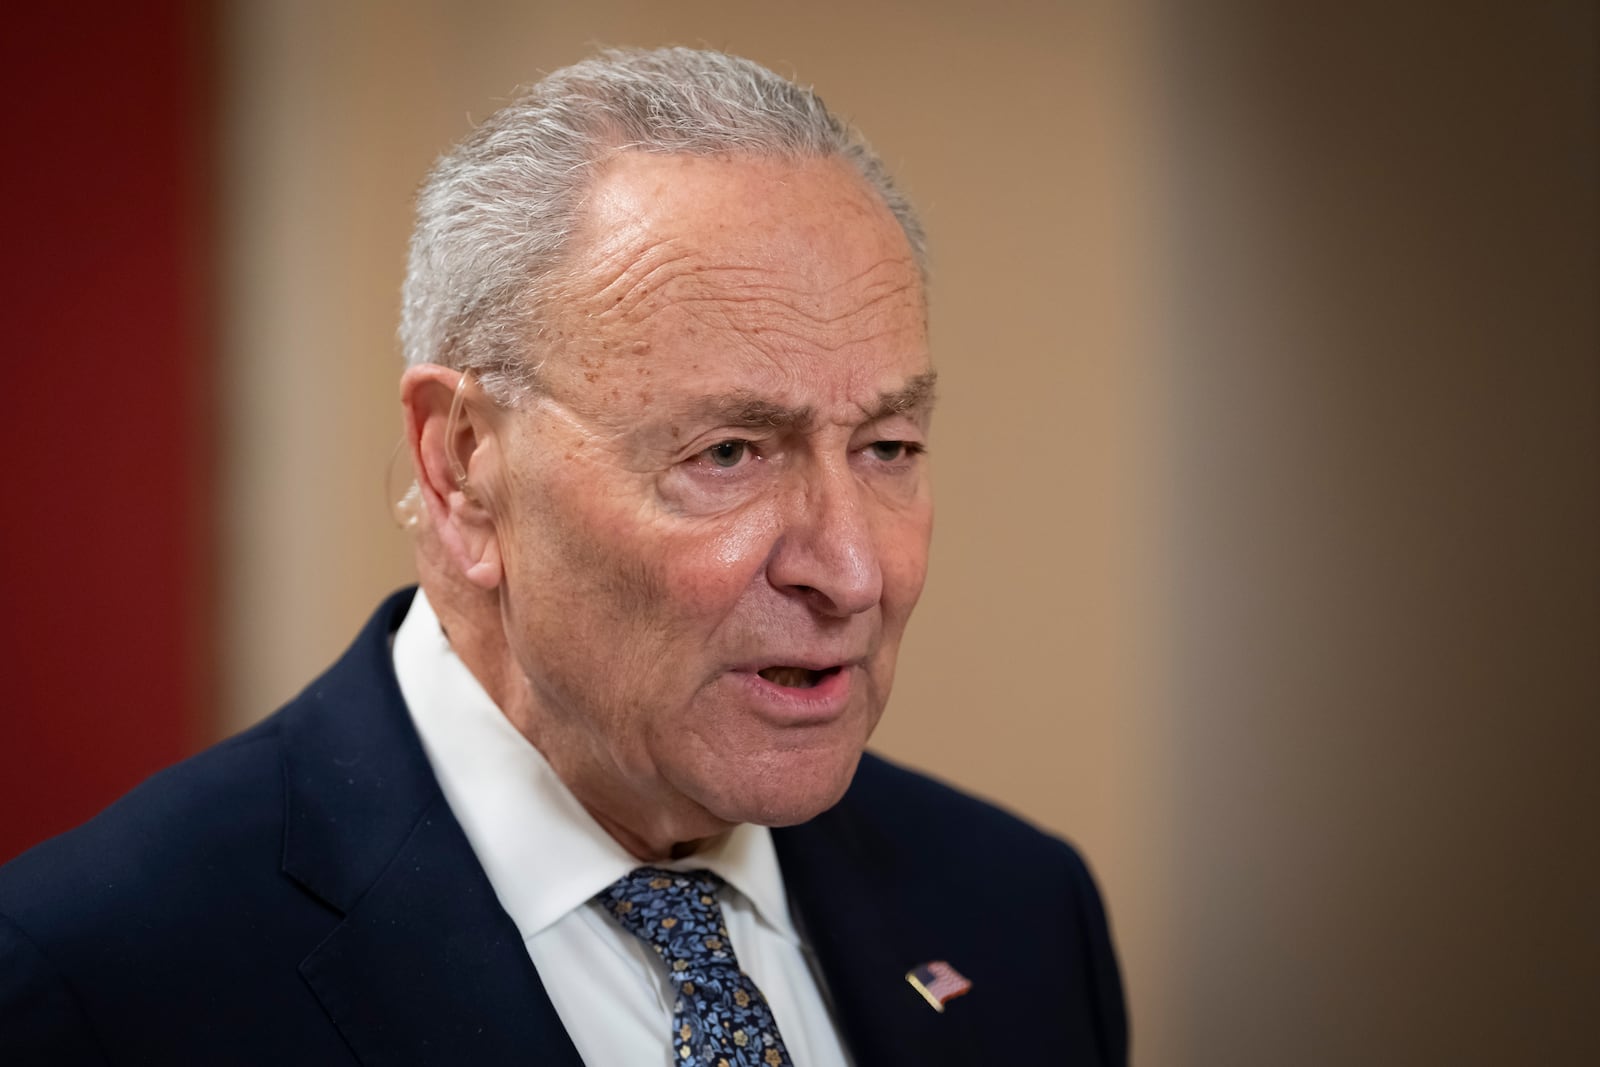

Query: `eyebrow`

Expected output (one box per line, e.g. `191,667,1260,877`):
675,372,939,430
873,372,939,419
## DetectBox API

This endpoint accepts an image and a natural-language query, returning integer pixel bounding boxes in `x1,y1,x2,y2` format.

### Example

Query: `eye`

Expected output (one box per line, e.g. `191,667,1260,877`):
868,440,913,462
703,439,750,468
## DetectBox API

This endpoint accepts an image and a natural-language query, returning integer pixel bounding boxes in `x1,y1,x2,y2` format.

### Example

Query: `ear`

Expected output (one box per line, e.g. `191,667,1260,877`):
400,364,504,589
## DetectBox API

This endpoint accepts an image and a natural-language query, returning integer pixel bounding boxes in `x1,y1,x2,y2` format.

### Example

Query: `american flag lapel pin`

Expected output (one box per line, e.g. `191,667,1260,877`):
905,960,972,1012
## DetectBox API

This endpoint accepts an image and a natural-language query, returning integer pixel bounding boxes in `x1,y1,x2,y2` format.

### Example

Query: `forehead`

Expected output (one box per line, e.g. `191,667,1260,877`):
540,153,928,414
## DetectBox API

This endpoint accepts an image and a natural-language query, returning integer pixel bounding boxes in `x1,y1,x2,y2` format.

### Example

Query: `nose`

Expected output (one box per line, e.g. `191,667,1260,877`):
767,461,884,618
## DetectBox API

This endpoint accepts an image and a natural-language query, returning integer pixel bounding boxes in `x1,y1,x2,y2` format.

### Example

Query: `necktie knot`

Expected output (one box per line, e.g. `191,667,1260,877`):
600,867,741,974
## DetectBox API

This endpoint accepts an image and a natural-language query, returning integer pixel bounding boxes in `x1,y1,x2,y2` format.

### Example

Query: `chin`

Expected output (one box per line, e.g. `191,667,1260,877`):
699,745,865,828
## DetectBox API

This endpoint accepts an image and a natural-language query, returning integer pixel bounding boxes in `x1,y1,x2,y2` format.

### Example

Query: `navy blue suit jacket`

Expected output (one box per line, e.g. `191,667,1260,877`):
0,590,1126,1064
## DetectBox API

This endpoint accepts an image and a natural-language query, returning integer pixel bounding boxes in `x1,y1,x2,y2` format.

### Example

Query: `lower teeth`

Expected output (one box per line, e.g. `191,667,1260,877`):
760,668,820,688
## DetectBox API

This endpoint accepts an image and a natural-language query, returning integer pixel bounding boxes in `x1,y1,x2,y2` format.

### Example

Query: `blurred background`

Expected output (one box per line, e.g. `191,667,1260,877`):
1,1,1594,1062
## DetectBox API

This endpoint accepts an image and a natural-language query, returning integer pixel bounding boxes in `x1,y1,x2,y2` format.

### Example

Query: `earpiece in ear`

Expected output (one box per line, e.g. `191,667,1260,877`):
387,434,422,529
445,370,475,497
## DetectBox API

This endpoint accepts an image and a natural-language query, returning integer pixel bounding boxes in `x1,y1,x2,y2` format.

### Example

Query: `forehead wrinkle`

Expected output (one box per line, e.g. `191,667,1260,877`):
818,257,923,304
707,321,922,365
705,262,920,325
580,240,698,322
676,289,925,364
609,258,922,333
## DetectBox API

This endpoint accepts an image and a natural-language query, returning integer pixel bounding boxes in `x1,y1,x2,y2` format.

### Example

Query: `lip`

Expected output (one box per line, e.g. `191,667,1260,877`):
727,663,856,725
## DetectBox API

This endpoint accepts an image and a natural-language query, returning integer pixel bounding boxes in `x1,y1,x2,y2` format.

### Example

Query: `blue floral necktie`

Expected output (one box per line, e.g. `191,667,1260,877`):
599,867,795,1067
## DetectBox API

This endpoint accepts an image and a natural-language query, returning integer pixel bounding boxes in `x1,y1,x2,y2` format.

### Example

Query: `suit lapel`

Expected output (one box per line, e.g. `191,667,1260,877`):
774,785,982,1067
297,794,582,1066
278,590,583,1067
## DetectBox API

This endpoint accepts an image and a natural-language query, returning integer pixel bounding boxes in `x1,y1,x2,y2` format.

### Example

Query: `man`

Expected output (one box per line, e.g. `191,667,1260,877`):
0,48,1125,1064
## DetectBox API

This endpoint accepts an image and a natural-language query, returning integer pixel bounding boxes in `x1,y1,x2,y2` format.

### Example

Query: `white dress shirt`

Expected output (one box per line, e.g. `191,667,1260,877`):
393,589,853,1066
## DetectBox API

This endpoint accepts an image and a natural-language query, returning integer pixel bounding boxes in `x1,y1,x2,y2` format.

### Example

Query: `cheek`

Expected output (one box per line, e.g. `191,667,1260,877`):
659,504,785,617
879,504,934,611
496,466,657,631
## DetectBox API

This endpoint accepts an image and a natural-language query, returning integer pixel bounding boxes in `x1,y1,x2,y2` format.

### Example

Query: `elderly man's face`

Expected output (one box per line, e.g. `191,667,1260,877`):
486,153,932,852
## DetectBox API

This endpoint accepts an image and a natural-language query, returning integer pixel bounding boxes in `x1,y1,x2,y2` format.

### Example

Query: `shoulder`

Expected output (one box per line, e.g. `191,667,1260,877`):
795,750,1118,949
805,752,1128,1062
0,716,288,928
0,592,419,1061
0,715,300,1064
0,587,416,935
0,716,284,895
844,751,1098,882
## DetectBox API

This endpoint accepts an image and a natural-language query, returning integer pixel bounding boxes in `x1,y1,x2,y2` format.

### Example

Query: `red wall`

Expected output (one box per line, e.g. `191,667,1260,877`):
0,4,212,862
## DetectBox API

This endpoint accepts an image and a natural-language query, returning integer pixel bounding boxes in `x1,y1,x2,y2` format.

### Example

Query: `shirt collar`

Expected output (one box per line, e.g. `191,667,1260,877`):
393,587,798,944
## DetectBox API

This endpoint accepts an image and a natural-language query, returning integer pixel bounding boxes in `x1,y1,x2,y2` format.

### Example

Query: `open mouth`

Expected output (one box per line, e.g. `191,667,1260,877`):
756,665,842,690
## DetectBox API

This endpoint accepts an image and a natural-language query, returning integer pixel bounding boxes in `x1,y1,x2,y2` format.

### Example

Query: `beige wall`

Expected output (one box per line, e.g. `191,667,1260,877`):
1158,4,1597,1062
219,1,1596,1062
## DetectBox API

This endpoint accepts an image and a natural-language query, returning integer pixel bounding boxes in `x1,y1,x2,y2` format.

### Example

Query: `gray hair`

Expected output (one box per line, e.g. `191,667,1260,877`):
399,46,928,403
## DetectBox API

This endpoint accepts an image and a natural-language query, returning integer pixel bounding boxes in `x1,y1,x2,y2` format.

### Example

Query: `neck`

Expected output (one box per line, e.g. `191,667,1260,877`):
586,805,728,863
